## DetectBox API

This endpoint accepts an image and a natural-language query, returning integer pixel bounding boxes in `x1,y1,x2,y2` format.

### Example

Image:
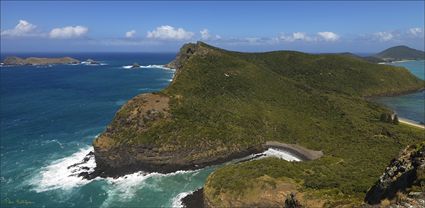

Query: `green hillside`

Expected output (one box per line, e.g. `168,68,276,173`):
375,45,425,60
93,42,424,206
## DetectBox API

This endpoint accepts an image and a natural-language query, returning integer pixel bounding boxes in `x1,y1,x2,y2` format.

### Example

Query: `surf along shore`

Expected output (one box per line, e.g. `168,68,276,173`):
82,140,323,179
179,141,324,208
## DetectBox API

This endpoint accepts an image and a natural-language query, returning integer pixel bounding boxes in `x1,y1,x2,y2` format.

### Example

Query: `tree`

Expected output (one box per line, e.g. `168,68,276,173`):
380,113,387,122
386,114,393,123
284,192,302,208
393,114,399,125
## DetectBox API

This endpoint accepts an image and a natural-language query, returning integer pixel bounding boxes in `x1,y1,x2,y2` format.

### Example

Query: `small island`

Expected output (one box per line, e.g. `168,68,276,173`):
131,62,140,69
2,56,80,66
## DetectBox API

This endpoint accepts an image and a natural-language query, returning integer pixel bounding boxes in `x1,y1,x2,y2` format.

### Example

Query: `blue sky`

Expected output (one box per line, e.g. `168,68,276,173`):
1,1,424,53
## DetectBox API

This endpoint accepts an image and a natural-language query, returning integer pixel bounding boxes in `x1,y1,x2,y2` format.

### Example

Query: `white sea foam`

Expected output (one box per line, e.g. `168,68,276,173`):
30,146,96,192
234,148,302,163
104,171,158,200
260,148,301,161
140,65,175,71
80,61,107,66
122,64,175,71
171,190,194,208
100,169,196,207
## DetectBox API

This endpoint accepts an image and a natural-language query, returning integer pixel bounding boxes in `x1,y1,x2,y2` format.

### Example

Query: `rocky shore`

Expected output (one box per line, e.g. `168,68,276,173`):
179,143,323,208
181,188,204,208
87,145,264,179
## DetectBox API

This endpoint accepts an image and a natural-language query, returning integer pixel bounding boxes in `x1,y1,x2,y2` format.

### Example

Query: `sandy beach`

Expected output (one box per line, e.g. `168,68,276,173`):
400,118,425,129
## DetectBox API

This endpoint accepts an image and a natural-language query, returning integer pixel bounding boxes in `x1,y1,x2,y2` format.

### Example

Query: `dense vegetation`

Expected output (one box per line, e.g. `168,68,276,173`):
374,45,425,60
100,42,424,206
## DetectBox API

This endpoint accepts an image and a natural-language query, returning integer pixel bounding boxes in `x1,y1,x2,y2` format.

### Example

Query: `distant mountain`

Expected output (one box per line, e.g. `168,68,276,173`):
374,45,425,61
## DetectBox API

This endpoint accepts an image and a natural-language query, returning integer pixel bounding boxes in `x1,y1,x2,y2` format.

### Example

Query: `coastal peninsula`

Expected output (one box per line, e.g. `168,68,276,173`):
88,42,424,206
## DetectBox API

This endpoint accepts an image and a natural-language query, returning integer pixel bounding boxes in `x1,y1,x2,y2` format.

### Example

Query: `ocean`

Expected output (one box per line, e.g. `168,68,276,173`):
0,53,300,207
371,60,425,124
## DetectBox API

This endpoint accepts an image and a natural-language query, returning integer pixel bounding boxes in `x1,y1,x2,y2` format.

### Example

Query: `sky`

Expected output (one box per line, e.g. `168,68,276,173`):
1,1,424,53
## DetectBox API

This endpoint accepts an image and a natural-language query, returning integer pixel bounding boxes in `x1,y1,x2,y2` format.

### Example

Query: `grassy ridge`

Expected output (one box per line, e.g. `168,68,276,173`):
103,42,423,205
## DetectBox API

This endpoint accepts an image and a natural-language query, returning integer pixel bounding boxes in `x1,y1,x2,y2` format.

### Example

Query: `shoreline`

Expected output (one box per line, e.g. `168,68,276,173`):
181,188,204,208
82,141,322,179
399,118,425,129
377,59,424,65
364,87,424,99
179,143,323,208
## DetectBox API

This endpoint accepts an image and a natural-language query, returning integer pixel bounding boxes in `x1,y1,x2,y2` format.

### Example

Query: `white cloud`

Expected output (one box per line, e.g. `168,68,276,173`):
199,29,221,41
200,29,210,39
279,32,313,42
374,32,394,41
1,20,37,37
147,25,194,40
408,27,423,37
292,32,308,41
278,31,339,43
317,32,339,41
49,26,88,39
125,30,136,38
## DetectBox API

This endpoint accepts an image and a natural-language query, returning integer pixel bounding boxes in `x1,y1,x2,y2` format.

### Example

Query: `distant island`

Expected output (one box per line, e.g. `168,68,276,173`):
332,45,425,64
80,42,424,207
2,56,80,66
374,45,425,61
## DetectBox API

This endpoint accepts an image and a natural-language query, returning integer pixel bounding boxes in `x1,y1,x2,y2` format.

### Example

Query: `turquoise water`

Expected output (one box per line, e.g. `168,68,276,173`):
0,53,214,207
372,60,425,124
1,55,423,208
0,53,297,208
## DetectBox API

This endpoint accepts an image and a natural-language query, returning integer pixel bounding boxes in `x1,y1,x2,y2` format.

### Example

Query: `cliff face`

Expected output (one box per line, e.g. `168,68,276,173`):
3,56,80,65
365,142,425,206
90,41,424,185
91,43,264,177
92,93,177,176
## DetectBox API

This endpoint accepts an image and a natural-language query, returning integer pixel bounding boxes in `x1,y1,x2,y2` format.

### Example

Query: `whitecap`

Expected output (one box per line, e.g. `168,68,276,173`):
29,146,96,192
122,65,134,69
41,139,64,149
139,65,174,70
171,190,194,208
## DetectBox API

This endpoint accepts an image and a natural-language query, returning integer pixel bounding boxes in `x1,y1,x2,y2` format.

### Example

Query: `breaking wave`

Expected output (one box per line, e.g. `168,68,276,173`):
122,64,175,71
29,146,96,192
171,190,195,208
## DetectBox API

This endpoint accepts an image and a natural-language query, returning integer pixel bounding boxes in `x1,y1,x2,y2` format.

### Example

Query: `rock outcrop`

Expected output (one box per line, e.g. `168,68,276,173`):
88,41,424,186
91,93,173,177
364,142,425,205
89,42,268,178
284,192,303,208
2,56,80,65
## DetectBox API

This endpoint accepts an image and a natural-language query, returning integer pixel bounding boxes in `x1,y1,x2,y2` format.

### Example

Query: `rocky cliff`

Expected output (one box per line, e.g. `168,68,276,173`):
364,142,425,206
91,43,265,177
89,40,424,195
2,56,80,65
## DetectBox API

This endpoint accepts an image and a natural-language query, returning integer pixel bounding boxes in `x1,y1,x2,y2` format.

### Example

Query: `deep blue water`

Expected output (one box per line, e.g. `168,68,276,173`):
0,53,215,207
0,54,423,208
